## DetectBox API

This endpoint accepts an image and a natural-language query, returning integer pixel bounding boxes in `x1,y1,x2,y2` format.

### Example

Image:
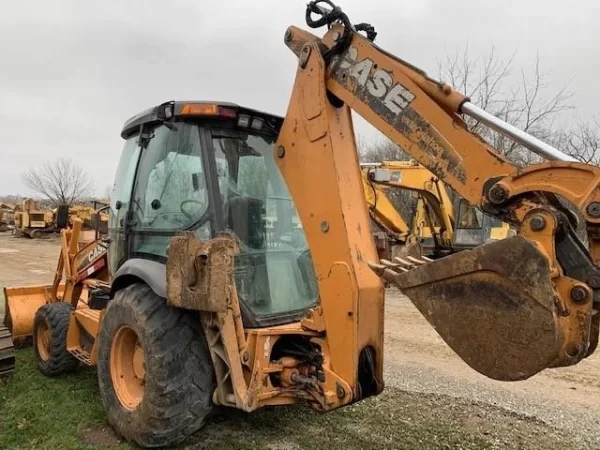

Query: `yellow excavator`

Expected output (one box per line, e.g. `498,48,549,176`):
362,160,455,259
4,2,600,447
362,160,513,259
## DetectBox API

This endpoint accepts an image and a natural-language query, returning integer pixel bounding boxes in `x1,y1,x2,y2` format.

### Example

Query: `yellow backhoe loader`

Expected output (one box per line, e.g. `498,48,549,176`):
4,2,600,448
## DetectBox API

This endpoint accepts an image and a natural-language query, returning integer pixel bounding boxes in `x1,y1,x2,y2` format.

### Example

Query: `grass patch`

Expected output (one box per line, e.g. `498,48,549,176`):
0,349,128,450
0,349,582,450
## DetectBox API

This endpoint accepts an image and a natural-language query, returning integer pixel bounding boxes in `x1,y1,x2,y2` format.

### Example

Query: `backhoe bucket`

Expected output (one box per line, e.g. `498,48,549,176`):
375,236,581,381
3,284,65,343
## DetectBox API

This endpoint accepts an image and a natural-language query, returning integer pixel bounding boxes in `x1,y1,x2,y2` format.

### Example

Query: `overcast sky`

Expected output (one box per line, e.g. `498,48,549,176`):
1,0,598,197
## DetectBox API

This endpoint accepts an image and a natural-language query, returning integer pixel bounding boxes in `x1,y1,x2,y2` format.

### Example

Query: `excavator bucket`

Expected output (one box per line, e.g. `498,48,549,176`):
3,284,66,343
374,236,568,381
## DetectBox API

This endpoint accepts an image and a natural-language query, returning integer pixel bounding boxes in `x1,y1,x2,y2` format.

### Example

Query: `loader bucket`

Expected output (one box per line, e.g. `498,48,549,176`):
375,236,582,381
3,284,66,342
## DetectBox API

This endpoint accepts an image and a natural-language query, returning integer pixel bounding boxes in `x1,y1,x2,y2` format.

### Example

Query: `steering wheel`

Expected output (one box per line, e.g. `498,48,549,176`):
180,199,205,221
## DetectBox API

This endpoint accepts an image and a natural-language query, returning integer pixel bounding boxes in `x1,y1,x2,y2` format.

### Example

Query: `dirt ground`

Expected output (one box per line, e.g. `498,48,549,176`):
2,231,600,448
0,233,61,319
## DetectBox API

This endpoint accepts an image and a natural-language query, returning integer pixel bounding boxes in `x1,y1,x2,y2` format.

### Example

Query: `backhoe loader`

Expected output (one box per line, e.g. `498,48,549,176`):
4,2,600,448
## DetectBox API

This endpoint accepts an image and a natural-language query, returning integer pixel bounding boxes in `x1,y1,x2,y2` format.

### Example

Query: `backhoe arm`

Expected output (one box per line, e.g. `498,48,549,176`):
278,2,600,382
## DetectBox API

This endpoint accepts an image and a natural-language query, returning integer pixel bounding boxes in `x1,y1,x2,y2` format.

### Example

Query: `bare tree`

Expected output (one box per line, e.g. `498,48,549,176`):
553,118,600,165
438,46,573,166
22,157,94,206
103,184,113,201
358,135,409,163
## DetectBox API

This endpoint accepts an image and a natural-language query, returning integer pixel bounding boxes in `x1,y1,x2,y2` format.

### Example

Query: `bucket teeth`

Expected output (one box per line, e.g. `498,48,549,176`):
393,255,432,270
368,255,433,277
407,255,432,265
380,259,406,270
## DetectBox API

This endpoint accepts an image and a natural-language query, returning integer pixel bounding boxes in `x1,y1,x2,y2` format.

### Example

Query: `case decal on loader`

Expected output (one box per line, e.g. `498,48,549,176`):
335,45,415,116
330,42,467,184
75,241,108,282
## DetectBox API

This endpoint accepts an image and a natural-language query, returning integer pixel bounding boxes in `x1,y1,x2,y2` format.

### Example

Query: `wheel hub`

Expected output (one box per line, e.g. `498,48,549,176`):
36,322,51,361
133,345,145,381
110,326,145,410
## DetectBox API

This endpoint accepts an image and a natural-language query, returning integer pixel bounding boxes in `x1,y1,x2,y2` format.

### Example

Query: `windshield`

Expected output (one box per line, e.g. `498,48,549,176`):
457,199,503,229
213,130,318,318
457,199,484,229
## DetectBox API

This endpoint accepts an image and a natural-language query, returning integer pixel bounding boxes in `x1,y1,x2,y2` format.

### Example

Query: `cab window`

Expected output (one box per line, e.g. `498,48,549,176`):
130,122,211,257
457,199,483,229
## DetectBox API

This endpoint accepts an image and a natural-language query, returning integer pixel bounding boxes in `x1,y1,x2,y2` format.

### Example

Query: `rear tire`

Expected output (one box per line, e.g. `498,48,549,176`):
33,303,79,376
97,283,215,448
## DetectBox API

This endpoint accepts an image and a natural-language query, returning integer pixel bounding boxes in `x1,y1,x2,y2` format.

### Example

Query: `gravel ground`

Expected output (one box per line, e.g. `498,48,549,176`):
383,287,600,448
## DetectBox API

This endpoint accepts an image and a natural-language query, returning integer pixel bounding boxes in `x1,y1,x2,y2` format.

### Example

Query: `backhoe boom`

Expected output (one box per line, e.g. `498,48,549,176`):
281,2,600,381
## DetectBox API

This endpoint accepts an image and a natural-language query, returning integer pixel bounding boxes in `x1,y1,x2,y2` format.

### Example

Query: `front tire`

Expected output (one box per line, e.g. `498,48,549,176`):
97,283,215,448
33,302,79,376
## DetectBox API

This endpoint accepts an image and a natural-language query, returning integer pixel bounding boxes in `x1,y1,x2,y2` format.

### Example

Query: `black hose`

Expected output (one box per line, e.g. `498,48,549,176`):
305,0,377,61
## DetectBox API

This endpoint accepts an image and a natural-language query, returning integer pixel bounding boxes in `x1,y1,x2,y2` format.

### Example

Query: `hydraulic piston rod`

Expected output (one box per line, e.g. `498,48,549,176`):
461,102,577,163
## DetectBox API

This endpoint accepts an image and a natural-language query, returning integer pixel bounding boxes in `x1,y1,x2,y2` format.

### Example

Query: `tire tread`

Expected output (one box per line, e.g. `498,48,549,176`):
34,302,79,376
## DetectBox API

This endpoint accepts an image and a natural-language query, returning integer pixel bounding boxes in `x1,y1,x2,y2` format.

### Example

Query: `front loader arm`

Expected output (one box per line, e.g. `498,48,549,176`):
278,2,600,382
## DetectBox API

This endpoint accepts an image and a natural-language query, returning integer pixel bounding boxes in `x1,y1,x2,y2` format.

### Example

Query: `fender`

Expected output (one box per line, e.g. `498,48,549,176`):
109,257,263,327
110,258,167,299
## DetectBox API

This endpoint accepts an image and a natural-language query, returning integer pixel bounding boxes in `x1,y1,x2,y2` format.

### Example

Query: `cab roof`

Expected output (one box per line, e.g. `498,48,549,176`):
120,100,284,139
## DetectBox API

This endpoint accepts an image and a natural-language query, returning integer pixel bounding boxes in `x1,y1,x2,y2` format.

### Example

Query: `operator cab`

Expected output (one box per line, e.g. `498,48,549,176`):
109,101,318,327
453,198,515,249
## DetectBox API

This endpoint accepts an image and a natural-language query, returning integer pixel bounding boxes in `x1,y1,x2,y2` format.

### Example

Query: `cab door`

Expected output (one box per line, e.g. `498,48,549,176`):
127,121,216,261
108,131,142,275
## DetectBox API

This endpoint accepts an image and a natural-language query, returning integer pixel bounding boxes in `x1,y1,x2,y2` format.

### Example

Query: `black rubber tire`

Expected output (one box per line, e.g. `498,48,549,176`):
97,283,215,448
33,303,80,376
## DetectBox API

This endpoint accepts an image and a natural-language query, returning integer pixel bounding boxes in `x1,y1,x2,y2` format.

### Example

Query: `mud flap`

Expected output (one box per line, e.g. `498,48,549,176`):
377,236,565,381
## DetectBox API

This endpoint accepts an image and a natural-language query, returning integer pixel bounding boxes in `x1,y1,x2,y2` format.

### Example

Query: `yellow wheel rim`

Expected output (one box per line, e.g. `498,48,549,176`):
36,321,50,361
110,326,145,410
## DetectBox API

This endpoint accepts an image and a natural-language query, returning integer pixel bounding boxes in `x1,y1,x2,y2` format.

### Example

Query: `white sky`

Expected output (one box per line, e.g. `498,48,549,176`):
1,0,598,196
